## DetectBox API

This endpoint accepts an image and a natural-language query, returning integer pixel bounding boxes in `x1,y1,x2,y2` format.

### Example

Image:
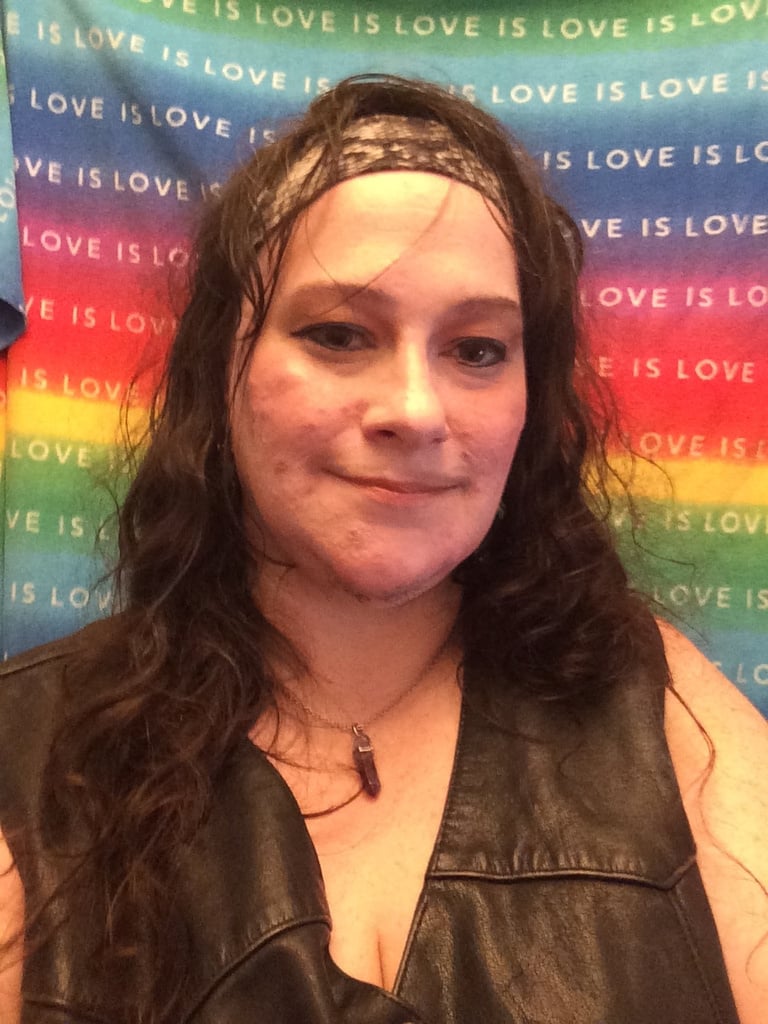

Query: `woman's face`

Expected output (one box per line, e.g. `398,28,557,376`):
230,171,526,606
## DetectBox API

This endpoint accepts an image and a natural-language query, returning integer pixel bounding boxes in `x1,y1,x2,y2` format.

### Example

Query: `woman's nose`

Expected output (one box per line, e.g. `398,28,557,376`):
361,345,448,445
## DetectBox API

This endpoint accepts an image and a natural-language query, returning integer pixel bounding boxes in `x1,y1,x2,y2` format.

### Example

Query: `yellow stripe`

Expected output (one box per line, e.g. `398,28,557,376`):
7,391,147,446
607,457,768,505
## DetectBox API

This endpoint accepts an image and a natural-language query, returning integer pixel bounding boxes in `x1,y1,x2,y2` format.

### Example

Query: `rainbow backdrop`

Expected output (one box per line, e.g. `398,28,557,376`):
0,0,766,712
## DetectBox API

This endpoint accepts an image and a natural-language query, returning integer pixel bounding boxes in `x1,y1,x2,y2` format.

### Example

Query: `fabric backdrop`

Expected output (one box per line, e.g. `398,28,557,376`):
0,0,766,714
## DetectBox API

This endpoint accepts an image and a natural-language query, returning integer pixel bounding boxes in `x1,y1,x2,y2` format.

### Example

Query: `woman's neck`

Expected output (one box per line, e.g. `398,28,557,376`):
254,567,462,726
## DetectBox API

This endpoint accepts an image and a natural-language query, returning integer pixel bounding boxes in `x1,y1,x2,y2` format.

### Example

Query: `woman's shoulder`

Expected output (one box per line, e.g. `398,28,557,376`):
0,630,81,762
0,631,76,695
0,618,120,706
659,620,768,1024
0,620,119,823
659,620,768,794
1,617,117,677
0,826,23,1024
0,630,98,1023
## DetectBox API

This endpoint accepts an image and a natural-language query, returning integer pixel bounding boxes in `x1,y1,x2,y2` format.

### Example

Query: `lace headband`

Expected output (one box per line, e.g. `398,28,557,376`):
263,114,509,230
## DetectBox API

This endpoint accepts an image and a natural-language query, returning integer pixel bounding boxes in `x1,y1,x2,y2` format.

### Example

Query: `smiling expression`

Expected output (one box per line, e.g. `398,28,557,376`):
229,171,526,605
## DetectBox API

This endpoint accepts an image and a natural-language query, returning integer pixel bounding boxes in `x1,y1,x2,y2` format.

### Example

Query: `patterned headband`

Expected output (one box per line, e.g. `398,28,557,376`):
263,114,509,230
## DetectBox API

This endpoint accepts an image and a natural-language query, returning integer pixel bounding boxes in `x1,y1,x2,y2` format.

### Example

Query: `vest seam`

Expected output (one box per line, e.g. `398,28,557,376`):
669,882,729,1024
180,912,331,1022
427,852,696,889
22,995,111,1024
24,915,333,1023
0,639,77,679
392,889,429,996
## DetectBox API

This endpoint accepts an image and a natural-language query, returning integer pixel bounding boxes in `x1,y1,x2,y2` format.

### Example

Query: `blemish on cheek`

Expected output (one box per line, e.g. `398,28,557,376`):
345,526,367,550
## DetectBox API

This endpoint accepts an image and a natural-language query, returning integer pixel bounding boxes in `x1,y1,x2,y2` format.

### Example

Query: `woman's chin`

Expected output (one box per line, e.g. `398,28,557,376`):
329,559,460,608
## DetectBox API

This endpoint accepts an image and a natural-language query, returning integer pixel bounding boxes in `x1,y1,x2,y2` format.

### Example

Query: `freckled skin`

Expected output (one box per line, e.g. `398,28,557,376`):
230,171,526,607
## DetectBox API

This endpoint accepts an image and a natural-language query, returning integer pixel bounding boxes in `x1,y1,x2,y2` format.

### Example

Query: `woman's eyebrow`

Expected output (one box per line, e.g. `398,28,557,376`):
442,296,523,321
284,281,522,320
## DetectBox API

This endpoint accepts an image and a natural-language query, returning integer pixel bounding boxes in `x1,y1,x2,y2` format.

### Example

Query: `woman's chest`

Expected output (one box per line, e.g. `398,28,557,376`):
305,732,458,991
311,800,444,990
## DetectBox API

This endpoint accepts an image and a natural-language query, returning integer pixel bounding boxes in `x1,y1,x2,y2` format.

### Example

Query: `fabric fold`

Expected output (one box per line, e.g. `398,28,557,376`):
0,27,24,348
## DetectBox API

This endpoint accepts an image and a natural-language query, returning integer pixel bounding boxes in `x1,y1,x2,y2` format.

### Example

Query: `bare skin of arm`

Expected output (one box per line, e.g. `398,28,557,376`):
662,621,768,1024
0,832,22,1024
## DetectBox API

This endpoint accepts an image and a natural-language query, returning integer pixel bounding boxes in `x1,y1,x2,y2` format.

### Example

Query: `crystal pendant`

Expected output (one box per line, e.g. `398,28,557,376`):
351,724,381,797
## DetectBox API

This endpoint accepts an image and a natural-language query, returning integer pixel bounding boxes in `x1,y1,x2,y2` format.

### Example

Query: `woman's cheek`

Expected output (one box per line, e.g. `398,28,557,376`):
458,425,521,476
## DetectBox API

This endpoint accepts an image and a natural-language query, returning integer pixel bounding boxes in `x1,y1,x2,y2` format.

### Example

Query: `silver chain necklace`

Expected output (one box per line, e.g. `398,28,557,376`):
280,643,451,798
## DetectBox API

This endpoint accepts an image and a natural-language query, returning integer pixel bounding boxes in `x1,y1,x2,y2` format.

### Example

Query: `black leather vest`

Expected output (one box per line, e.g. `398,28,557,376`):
0,626,740,1024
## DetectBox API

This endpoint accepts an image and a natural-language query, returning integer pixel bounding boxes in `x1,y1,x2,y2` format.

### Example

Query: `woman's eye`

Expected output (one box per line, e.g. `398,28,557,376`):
453,338,507,368
295,323,368,352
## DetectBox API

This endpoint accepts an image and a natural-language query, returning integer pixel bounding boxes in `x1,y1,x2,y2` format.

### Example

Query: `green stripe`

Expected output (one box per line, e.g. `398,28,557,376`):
3,438,129,554
616,500,768,630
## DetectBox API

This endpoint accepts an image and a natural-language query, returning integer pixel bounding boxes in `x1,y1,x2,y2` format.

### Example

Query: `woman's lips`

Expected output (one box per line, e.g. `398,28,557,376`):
334,472,461,505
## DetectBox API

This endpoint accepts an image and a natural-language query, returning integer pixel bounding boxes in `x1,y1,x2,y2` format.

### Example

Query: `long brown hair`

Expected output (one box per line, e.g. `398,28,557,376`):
29,75,654,1021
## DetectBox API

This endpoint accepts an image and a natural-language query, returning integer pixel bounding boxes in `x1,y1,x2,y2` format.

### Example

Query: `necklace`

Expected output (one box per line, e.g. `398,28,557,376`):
281,643,452,799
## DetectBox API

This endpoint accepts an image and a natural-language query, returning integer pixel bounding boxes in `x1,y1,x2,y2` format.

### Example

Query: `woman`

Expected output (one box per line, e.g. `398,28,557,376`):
0,74,766,1024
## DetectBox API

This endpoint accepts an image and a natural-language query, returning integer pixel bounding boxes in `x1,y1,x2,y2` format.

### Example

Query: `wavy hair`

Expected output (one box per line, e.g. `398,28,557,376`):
30,75,656,1021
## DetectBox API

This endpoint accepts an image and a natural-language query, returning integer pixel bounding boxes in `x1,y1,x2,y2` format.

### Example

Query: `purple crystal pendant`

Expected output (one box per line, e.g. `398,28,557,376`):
351,724,381,797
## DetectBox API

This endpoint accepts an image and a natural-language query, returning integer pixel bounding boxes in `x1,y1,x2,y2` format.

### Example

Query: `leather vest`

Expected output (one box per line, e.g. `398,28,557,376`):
0,625,740,1024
